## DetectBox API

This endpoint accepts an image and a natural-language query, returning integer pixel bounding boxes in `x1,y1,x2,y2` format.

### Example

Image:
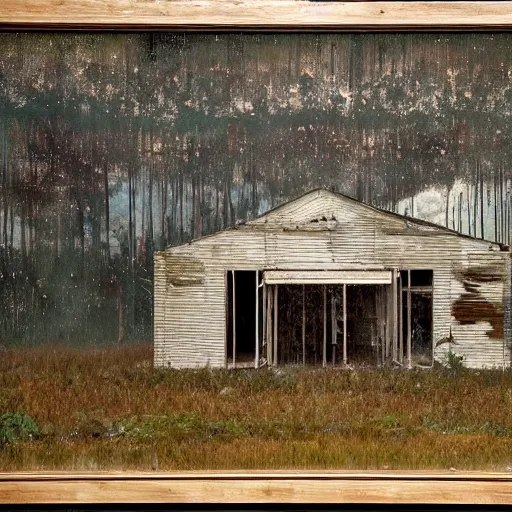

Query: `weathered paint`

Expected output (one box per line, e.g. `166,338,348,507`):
154,189,511,369
263,270,392,285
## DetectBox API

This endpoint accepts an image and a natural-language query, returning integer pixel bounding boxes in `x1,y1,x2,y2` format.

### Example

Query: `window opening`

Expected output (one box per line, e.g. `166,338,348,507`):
400,269,433,367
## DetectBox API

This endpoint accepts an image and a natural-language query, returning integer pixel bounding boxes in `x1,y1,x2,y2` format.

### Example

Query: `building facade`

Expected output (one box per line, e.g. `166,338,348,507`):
154,189,512,369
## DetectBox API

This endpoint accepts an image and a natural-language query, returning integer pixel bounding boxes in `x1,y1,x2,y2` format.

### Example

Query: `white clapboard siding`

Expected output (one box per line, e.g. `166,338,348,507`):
154,189,511,369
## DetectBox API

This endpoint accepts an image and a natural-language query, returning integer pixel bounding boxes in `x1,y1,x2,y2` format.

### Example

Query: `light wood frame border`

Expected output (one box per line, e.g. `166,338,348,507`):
2,0,512,504
1,471,512,504
1,1,512,31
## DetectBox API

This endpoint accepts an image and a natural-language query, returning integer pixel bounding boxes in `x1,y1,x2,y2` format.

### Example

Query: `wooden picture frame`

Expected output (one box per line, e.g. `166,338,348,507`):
2,0,512,504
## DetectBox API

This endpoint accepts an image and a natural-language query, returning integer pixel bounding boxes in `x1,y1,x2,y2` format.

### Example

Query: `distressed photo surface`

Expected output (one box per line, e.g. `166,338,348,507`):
1,33,512,471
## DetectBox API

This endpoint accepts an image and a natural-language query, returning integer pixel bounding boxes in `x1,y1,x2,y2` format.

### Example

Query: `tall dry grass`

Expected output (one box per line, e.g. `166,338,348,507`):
1,343,512,471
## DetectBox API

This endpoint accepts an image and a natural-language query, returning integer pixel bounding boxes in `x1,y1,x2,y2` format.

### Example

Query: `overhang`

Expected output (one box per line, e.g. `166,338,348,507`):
263,270,392,285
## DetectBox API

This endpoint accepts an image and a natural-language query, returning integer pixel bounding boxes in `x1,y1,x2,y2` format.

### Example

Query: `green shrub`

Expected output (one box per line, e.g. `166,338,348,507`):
0,413,40,446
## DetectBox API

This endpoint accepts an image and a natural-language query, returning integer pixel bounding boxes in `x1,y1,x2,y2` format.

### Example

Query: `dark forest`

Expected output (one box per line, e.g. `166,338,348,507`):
1,32,512,345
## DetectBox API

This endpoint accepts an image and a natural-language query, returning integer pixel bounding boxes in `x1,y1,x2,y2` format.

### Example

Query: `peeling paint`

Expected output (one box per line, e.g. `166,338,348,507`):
163,254,205,287
452,265,504,339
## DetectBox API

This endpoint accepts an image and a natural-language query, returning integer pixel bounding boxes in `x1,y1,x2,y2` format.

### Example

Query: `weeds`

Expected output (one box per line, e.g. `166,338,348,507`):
444,350,465,371
0,343,512,470
0,413,40,446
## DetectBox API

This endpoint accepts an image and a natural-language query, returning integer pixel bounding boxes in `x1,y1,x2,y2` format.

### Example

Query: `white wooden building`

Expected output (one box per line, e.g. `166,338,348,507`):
154,188,512,369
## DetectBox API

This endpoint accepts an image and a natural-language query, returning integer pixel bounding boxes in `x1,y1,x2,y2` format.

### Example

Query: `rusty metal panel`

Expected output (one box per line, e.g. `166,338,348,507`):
155,189,511,369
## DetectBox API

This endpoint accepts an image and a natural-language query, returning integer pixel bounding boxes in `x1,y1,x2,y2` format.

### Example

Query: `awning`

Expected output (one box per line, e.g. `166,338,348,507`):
263,270,392,285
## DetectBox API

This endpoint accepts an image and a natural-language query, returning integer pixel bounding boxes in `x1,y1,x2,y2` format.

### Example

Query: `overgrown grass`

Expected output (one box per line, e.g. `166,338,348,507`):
1,343,512,471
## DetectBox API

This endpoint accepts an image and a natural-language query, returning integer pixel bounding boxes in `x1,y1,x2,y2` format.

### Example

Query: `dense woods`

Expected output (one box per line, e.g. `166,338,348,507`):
1,32,512,345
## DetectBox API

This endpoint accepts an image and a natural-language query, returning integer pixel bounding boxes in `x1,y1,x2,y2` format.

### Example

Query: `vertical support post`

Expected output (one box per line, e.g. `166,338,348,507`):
399,272,403,364
262,281,267,360
381,288,385,366
323,285,327,367
392,268,398,362
255,271,259,369
273,285,278,366
331,290,337,366
302,284,306,366
407,269,412,369
224,271,228,368
267,286,273,366
343,283,347,366
385,284,392,362
232,271,236,368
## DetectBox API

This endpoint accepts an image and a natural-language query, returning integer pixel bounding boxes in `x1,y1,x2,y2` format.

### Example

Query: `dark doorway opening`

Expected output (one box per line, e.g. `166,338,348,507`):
401,269,433,367
226,270,262,367
277,285,328,365
273,283,386,367
346,285,386,366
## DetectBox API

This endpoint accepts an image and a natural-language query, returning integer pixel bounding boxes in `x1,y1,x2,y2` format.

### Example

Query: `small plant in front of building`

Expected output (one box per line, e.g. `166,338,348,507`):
0,413,40,447
444,350,465,371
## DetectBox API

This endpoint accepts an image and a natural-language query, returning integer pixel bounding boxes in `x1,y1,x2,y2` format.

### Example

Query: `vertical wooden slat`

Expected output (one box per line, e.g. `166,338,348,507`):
331,290,337,366
267,286,273,366
262,281,267,361
407,269,412,369
273,285,278,366
232,271,236,368
224,270,228,369
343,283,347,366
381,287,385,367
399,272,403,364
392,268,398,362
385,283,392,362
255,271,259,369
302,284,306,366
323,285,327,367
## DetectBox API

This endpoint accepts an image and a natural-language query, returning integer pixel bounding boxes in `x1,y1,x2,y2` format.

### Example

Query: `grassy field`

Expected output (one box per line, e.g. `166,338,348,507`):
1,342,512,471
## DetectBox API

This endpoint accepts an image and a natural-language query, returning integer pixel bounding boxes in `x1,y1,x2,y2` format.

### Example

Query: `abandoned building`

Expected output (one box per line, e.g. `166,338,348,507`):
154,188,512,370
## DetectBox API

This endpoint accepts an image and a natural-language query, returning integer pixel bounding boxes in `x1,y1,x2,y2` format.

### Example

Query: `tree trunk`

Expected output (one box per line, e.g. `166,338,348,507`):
20,204,26,262
104,162,110,262
148,128,154,254
128,164,133,267
445,183,452,228
77,201,85,277
2,121,8,253
466,182,471,237
179,168,184,242
117,282,125,344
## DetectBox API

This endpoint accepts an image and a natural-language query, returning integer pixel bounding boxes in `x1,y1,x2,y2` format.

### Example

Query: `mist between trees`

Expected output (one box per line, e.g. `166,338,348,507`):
1,32,512,345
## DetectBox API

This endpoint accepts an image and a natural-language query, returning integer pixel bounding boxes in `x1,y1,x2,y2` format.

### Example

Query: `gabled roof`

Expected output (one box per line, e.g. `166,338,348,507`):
166,187,508,250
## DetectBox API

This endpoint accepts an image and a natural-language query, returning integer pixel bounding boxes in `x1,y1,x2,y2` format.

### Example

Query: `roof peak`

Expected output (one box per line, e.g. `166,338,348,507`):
164,186,508,250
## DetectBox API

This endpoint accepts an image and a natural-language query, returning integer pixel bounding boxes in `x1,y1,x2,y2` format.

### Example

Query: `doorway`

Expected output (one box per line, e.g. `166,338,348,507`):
226,270,263,368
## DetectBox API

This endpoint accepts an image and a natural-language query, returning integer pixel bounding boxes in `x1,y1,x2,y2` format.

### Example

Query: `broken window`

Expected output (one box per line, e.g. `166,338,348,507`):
226,269,432,369
267,283,387,368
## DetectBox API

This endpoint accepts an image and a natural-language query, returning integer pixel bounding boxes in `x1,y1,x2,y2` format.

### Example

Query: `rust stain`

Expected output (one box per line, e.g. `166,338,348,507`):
452,266,504,339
